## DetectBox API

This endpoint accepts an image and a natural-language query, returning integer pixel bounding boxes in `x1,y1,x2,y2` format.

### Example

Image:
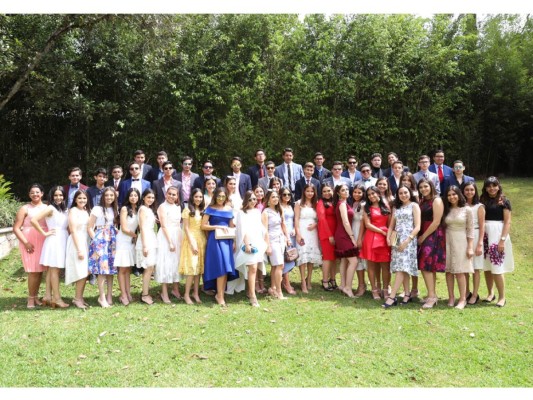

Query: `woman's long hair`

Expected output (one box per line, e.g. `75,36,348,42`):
122,187,141,218
363,186,390,216
98,186,120,226
48,185,67,212
188,188,206,216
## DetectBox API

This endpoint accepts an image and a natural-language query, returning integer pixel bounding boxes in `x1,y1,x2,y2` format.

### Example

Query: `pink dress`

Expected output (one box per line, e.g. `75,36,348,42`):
18,203,48,272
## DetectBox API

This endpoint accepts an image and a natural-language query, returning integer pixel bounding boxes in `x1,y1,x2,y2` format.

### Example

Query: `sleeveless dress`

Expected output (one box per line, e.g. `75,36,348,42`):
445,206,474,274
65,208,90,285
351,201,366,270
18,203,48,273
281,205,296,274
39,207,69,268
135,205,158,269
88,206,117,275
467,203,484,270
418,198,446,272
359,206,391,262
296,204,322,265
264,208,285,266
317,199,336,261
334,200,358,258
483,199,514,274
390,203,418,276
114,210,139,267
155,202,182,283
203,207,237,289
179,208,206,276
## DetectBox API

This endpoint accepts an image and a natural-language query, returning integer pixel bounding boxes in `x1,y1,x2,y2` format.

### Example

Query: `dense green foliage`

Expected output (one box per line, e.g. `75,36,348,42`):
1,14,532,197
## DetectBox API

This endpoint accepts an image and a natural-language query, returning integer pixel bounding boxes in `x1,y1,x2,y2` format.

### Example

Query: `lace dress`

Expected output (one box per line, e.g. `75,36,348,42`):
296,205,322,266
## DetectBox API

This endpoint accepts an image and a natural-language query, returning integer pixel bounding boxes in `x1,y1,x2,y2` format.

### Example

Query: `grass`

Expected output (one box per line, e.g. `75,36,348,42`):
0,178,531,388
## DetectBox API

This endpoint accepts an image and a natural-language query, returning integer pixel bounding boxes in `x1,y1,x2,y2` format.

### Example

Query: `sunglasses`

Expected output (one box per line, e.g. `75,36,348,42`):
130,167,139,171
361,170,370,173
348,161,357,164
183,163,192,166
203,166,213,169
216,195,226,199
164,167,173,170
282,193,291,197
248,197,257,202
266,166,275,170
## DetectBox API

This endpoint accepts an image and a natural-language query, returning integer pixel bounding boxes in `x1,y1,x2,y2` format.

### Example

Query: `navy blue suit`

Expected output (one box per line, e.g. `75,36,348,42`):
233,173,252,198
341,170,362,185
383,165,410,178
246,164,267,188
388,175,402,197
441,174,475,197
145,167,178,184
313,167,332,183
118,178,151,207
152,178,183,208
429,163,453,184
294,176,321,202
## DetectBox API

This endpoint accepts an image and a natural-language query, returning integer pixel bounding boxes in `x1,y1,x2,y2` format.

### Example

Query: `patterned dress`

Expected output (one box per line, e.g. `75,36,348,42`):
282,204,296,273
88,206,117,275
390,203,418,276
483,199,514,274
418,198,446,272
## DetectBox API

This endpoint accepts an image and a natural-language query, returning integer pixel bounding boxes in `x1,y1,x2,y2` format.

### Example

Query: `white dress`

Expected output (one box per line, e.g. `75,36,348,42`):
234,209,268,275
114,210,139,267
351,201,366,271
295,204,322,266
154,202,182,283
135,206,158,268
468,203,484,270
65,208,90,284
39,206,69,269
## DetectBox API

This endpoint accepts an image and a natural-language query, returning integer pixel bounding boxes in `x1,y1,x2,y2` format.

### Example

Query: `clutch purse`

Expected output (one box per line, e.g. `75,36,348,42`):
390,231,399,247
284,246,299,262
215,227,236,240
241,244,258,254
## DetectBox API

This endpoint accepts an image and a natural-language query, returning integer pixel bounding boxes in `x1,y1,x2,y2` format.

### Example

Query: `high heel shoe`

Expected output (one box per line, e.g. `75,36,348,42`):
328,279,338,290
72,298,87,309
371,289,382,300
382,297,398,309
321,280,334,292
51,300,70,309
140,294,154,305
422,297,438,309
483,294,496,303
400,293,412,306
354,284,367,298
41,298,51,307
496,299,506,308
467,294,480,305
160,294,172,304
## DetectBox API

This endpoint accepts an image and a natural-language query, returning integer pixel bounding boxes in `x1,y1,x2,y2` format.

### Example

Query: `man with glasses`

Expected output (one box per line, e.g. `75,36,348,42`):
230,156,252,199
176,156,199,208
323,161,353,189
193,160,222,190
413,155,441,195
258,161,279,192
119,161,151,206
275,147,303,194
441,160,475,195
312,152,332,183
152,160,183,207
354,163,377,189
125,149,152,180
341,155,362,184
429,149,453,185
295,162,321,201
246,148,267,188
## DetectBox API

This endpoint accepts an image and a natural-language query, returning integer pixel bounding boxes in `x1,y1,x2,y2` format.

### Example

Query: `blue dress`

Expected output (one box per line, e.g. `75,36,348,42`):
203,207,237,291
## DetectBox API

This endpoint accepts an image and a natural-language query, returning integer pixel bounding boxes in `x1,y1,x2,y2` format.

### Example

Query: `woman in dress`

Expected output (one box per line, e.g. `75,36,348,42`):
376,177,395,207
333,184,359,298
417,178,446,309
155,186,182,304
179,188,207,304
203,177,217,205
234,190,268,307
65,190,91,309
443,186,474,309
279,187,297,295
268,177,282,192
383,186,421,308
253,185,266,212
262,189,292,300
480,176,514,307
201,187,236,307
136,189,158,305
88,187,119,308
462,182,485,305
114,188,140,306
316,183,337,291
294,184,322,293
351,184,367,297
400,172,419,202
31,186,69,308
359,186,391,300
13,183,51,308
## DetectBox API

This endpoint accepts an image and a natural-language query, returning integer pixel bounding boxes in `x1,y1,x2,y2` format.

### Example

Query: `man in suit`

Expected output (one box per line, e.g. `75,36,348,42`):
341,154,362,184
388,160,405,196
323,161,353,189
295,162,321,201
413,155,441,195
119,161,151,206
105,165,123,192
124,149,152,181
429,149,453,187
145,150,178,184
312,152,332,183
383,152,410,178
370,153,385,179
193,159,222,190
441,160,475,195
87,167,108,208
229,156,252,199
275,147,303,194
354,163,377,189
258,160,279,192
64,167,88,208
152,160,183,207
246,148,267,188
176,155,199,208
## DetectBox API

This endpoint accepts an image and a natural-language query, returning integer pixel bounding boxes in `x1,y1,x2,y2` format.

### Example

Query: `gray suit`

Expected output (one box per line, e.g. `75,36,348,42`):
274,162,303,192
413,170,441,195
258,176,279,193
353,177,378,190
323,176,353,189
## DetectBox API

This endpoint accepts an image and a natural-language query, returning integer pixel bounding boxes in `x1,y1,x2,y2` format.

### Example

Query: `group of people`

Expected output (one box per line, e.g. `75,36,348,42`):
13,148,514,310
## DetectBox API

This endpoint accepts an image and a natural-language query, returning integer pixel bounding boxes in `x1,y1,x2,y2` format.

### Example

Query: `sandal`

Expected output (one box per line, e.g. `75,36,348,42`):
400,293,412,306
140,294,154,305
328,279,339,290
372,289,382,300
382,297,398,308
321,280,334,292
283,283,297,295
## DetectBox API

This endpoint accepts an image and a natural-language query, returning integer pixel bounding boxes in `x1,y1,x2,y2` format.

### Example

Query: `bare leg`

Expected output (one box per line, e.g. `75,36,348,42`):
141,266,154,304
493,274,506,306
27,272,43,308
455,273,467,309
338,258,347,291
367,261,380,299
322,260,331,289
124,267,132,301
445,272,455,307
468,270,481,304
355,269,366,297
171,282,181,299
380,262,391,298
342,257,357,297
192,275,202,303
306,264,313,290
118,268,129,305
421,270,438,309
247,264,258,306
298,263,308,293
484,271,495,300
411,276,419,298
43,270,52,303
73,278,87,309
97,275,110,307
329,260,338,288
215,275,228,305
106,275,114,305
184,275,194,304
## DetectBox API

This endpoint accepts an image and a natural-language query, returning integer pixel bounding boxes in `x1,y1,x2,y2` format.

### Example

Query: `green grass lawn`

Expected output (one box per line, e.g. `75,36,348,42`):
0,178,531,387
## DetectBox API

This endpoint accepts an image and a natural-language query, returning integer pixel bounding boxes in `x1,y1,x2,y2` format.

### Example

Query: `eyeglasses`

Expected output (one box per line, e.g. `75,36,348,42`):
183,163,192,166
348,161,357,165
282,193,291,197
203,166,213,169
164,167,173,170
248,198,257,202
130,167,139,171
216,195,226,199
231,164,241,168
333,168,342,171
453,166,463,170
361,169,370,173
266,166,275,170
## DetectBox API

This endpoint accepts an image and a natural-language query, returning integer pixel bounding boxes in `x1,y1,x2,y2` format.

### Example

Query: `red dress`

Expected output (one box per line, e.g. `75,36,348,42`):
359,206,391,262
316,199,337,260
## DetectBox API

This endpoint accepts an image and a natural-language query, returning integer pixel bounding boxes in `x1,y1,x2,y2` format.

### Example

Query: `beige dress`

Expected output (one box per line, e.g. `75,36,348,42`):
445,206,474,274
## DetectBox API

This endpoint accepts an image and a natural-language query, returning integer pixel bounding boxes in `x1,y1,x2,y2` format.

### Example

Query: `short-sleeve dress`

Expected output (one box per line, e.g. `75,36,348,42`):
65,207,90,285
483,199,514,274
114,209,138,267
418,198,446,272
155,202,182,284
88,206,117,275
18,203,48,273
135,205,158,269
390,203,418,276
334,200,358,258
445,206,474,274
179,208,206,276
39,206,69,268
296,204,322,266
281,204,296,274
359,206,391,262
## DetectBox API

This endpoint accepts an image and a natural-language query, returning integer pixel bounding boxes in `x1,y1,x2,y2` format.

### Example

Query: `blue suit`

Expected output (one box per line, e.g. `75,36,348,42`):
118,178,151,207
441,174,475,196
233,173,252,198
429,163,453,184
413,170,441,195
341,170,362,185
388,175,402,197
275,162,303,193
294,176,321,202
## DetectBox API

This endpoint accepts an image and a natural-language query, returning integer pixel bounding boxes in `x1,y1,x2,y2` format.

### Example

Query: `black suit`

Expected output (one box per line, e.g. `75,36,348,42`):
193,175,222,191
246,164,267,188
125,163,153,180
152,178,183,208
145,167,178,184
105,178,122,191
294,176,321,202
383,165,410,178
313,167,332,183
388,175,402,196
233,173,252,198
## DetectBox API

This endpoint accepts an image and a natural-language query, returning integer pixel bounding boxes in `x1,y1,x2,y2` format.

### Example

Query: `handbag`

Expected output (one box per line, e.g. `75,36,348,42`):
215,227,236,240
284,245,299,262
390,231,399,247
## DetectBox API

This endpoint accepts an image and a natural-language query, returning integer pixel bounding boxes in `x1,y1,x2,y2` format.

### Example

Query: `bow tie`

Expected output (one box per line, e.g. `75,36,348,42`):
70,185,78,188
363,179,370,182
132,179,139,181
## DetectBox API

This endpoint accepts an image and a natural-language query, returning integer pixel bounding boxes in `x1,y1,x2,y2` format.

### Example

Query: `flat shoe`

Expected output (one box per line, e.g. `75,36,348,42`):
496,300,506,308
483,294,496,303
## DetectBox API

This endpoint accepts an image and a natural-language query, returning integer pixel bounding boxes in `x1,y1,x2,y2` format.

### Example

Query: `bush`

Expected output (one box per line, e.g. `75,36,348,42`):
0,175,14,201
0,198,21,229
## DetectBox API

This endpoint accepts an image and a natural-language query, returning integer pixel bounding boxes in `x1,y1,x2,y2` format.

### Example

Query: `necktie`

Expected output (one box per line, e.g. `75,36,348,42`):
438,165,444,182
306,179,310,185
287,164,292,190
423,173,428,179
114,180,119,190
132,179,139,181
259,166,264,178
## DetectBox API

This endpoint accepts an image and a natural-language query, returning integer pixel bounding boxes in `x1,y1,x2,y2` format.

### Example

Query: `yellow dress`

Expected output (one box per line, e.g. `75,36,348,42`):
178,208,206,275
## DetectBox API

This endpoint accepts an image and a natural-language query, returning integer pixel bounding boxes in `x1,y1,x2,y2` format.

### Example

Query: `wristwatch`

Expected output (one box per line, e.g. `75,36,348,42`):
500,235,507,241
